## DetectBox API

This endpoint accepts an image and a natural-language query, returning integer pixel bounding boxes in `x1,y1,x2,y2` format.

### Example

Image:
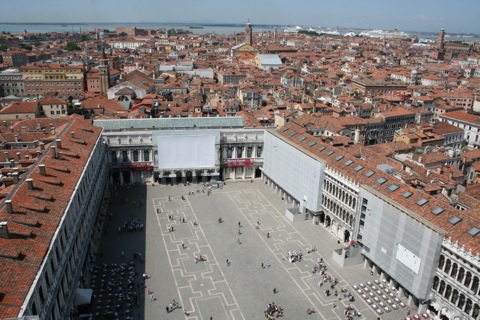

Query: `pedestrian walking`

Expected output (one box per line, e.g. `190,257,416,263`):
182,242,185,249
150,293,154,301
237,237,241,244
147,287,151,295
261,262,264,269
226,258,230,266
238,228,241,235
273,288,277,294
266,260,270,267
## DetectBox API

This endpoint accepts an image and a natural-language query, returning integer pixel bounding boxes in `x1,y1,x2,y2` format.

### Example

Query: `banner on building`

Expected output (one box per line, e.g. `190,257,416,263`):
226,158,253,167
120,162,152,171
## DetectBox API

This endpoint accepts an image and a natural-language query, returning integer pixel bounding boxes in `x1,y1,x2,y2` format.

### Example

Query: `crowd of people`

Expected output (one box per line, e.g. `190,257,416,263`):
287,250,303,263
91,262,139,319
264,302,283,319
118,218,144,233
312,257,326,274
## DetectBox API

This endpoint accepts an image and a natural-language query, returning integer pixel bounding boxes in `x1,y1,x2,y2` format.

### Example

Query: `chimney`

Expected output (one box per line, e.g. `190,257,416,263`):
5,200,13,214
9,160,14,168
36,121,41,130
51,146,57,159
25,154,30,160
12,172,18,184
4,152,8,162
16,152,20,161
0,221,9,239
36,150,41,158
51,127,55,135
58,152,62,160
9,126,13,133
39,164,46,176
71,132,75,138
2,121,6,127
26,178,34,190
14,135,18,142
56,139,62,149
40,142,45,150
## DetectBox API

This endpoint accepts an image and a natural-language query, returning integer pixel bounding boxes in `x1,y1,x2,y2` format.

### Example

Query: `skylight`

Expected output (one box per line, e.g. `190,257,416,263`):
365,170,375,177
376,177,387,185
326,150,334,156
402,191,412,198
281,127,289,132
387,184,399,192
416,198,428,206
289,132,297,137
353,165,364,172
298,136,306,142
431,207,444,215
335,155,344,162
449,216,462,225
308,141,316,147
318,146,326,152
467,227,480,237
344,160,353,166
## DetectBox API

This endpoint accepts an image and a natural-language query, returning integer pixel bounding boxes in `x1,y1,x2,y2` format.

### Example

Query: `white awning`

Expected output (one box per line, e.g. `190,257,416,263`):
74,288,93,306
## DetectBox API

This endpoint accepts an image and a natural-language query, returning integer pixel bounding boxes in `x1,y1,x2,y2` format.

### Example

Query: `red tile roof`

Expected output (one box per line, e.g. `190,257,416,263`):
0,116,102,318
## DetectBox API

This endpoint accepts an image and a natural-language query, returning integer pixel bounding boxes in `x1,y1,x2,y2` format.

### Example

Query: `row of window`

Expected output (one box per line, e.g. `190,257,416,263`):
111,149,150,163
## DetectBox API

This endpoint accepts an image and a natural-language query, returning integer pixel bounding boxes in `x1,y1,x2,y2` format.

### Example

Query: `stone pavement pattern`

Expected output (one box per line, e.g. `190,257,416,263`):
97,180,413,320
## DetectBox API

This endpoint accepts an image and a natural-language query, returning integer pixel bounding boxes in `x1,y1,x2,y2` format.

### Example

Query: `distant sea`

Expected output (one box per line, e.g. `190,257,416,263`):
1,22,479,42
0,22,277,35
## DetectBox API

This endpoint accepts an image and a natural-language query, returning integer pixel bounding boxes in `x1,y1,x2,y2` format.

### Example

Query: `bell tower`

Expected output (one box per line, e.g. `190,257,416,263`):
98,46,110,95
245,21,253,46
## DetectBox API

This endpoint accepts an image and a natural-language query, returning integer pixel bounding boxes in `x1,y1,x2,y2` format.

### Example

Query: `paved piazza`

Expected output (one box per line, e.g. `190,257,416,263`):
96,180,413,320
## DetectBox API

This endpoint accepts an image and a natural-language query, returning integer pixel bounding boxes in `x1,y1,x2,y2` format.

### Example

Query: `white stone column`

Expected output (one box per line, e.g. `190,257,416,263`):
233,146,238,158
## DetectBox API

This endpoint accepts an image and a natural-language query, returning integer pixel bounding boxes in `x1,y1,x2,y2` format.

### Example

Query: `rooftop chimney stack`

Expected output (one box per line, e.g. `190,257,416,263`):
16,152,20,161
4,152,8,162
2,121,6,127
56,139,62,149
71,132,75,138
58,152,62,160
51,146,56,159
12,172,18,184
39,164,46,176
36,121,41,130
0,221,9,239
40,142,45,150
9,126,14,133
26,178,34,190
9,160,14,168
5,200,13,214
14,135,18,142
36,150,41,158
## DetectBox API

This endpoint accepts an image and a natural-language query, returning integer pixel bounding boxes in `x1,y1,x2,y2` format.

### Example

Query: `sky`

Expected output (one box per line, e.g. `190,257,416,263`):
0,0,479,34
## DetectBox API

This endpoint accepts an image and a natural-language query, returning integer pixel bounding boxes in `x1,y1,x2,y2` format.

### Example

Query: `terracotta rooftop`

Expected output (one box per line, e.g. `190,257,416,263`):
0,116,102,318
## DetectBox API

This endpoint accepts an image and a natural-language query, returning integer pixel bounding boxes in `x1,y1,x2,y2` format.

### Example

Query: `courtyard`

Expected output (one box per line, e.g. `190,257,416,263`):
92,180,415,320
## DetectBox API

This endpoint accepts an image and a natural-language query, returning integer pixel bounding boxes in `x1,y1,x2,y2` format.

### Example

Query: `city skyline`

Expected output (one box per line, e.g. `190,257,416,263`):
0,0,479,34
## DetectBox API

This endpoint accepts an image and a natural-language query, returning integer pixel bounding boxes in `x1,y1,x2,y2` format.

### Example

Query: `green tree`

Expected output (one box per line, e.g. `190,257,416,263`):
119,32,127,37
20,43,33,50
65,42,81,51
0,44,7,52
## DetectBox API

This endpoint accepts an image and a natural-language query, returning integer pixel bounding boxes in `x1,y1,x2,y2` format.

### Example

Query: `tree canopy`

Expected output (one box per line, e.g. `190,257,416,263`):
65,42,81,51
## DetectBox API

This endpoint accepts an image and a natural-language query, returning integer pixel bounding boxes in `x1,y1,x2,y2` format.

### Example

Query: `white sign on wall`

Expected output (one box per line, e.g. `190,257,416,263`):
396,243,421,274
